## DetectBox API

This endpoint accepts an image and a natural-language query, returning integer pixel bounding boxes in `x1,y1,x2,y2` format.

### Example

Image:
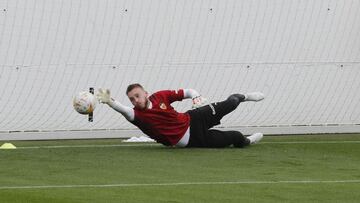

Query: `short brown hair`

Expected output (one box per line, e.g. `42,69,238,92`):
126,83,144,95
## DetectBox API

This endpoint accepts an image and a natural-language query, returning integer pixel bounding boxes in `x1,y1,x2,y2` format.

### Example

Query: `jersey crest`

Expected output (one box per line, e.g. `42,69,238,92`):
159,103,167,110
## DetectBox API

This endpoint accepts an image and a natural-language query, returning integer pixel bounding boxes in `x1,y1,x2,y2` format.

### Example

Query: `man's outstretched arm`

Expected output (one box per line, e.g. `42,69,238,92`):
96,88,135,121
183,89,208,108
183,88,200,99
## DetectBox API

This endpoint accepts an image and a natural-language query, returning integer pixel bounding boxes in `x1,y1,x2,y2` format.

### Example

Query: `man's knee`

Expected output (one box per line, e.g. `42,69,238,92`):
227,94,245,107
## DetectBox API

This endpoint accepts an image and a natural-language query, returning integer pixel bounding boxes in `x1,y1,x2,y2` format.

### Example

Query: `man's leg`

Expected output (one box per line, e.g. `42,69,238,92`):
187,94,245,130
196,92,264,129
186,92,264,148
213,94,246,119
206,129,250,148
215,92,265,118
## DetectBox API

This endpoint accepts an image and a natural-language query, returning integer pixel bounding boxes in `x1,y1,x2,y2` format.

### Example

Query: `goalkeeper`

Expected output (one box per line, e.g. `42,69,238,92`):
97,83,264,148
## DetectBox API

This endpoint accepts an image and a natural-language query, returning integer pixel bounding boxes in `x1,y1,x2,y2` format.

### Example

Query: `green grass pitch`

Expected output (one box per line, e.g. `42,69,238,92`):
1,134,360,203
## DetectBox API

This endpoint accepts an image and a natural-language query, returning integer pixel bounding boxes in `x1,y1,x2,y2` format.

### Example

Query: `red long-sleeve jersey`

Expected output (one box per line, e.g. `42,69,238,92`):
130,89,190,146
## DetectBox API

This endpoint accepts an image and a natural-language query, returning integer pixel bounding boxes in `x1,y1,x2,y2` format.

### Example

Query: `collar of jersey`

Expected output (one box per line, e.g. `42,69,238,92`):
148,100,153,109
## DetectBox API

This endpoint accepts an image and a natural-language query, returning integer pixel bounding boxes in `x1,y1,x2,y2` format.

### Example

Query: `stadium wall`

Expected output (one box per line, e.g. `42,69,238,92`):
0,0,359,140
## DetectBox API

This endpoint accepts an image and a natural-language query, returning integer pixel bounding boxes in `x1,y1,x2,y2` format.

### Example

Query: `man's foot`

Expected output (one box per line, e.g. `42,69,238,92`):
247,133,263,144
244,92,265,102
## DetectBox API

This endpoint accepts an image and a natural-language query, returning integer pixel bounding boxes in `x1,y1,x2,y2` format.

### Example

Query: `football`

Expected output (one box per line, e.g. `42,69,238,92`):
73,91,97,114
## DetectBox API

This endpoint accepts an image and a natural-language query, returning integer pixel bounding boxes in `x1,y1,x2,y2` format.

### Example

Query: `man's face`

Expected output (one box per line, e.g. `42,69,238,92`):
127,87,149,109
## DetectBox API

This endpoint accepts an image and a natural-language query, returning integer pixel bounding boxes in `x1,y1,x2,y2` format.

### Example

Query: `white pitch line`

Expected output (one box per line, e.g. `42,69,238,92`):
0,180,359,190
11,140,360,149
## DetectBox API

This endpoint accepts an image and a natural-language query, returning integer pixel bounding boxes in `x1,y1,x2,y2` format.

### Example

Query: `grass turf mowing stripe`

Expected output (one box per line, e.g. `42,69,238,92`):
16,144,159,149
1,180,360,190
10,140,360,149
262,141,360,144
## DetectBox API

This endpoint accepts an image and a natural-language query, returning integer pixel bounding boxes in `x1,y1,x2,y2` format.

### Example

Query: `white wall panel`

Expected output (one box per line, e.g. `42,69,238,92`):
0,0,359,139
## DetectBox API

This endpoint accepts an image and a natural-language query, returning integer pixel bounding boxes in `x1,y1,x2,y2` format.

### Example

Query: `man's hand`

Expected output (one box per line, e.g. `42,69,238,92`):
96,88,111,104
192,96,208,109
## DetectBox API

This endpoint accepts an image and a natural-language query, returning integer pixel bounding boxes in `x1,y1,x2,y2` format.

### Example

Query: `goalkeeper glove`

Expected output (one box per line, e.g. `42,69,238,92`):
192,96,208,109
96,88,111,104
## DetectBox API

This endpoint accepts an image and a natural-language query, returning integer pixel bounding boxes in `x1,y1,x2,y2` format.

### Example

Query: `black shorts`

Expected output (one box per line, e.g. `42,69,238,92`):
186,100,238,147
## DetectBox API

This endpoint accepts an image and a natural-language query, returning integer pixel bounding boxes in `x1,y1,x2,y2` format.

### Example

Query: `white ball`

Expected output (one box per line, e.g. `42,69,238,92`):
73,91,97,114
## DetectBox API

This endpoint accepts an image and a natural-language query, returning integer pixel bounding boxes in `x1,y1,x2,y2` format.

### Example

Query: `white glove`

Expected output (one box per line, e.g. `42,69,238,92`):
192,96,208,109
96,88,111,104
